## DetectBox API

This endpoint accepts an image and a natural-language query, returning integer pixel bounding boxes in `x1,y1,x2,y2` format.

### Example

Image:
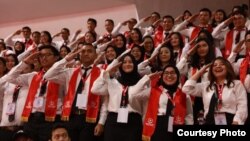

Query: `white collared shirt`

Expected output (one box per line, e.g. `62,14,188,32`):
182,79,248,124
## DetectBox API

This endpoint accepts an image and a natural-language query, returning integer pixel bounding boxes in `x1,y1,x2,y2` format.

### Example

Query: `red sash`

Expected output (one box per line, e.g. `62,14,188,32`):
223,30,234,58
142,87,186,141
240,57,249,83
61,66,101,123
21,71,59,122
190,25,213,48
153,25,164,47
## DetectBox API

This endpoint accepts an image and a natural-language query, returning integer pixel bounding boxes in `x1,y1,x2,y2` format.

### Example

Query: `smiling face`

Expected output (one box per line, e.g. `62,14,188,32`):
131,46,142,61
162,67,178,86
159,47,171,63
121,56,134,73
143,37,154,53
233,14,246,29
105,47,116,61
115,36,125,48
212,59,227,79
38,48,58,69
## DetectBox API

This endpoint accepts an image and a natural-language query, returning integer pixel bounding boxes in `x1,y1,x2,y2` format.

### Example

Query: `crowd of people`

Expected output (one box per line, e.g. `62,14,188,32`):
0,3,249,141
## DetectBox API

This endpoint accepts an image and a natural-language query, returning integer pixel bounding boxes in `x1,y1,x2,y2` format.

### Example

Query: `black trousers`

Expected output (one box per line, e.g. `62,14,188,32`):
104,112,142,141
23,112,61,141
205,112,234,125
151,115,173,141
62,113,103,141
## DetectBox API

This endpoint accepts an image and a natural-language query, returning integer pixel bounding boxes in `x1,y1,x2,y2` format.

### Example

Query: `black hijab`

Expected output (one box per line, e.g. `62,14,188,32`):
158,65,180,94
117,54,141,86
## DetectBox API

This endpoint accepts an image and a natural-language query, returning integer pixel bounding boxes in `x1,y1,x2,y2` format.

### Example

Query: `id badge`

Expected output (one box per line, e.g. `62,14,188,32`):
214,112,227,125
6,103,16,115
168,116,174,132
76,94,87,109
33,97,44,108
117,107,129,123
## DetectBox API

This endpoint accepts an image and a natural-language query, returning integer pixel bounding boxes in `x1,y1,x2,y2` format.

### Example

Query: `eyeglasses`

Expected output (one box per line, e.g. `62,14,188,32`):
39,53,54,59
163,71,176,76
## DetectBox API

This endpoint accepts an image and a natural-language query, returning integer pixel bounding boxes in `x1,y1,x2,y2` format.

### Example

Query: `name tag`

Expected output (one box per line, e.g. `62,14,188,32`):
117,107,129,123
33,97,44,109
6,103,16,115
168,116,174,132
76,94,87,109
214,112,227,125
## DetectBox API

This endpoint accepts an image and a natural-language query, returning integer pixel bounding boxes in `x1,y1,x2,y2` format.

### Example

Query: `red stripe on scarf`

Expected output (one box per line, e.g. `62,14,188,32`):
240,57,249,83
223,30,234,58
21,70,59,122
142,87,186,140
61,66,101,123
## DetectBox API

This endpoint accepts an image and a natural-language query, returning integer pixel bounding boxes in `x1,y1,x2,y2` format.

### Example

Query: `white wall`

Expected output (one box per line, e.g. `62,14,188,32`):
0,4,138,39
135,0,249,19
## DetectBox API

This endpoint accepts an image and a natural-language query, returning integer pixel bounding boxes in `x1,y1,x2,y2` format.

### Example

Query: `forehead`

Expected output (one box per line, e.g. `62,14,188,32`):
52,128,67,134
40,48,53,53
163,18,173,22
198,40,207,45
160,47,170,51
214,59,224,63
123,56,133,61
199,11,210,15
246,34,250,39
106,47,115,51
233,14,245,19
82,45,95,51
164,67,175,72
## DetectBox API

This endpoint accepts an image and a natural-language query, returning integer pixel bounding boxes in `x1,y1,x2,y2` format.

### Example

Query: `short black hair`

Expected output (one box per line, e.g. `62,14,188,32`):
200,8,212,17
151,12,161,19
105,19,114,25
87,18,97,26
39,45,60,56
163,15,175,23
22,26,31,32
62,28,70,34
60,45,71,53
32,31,41,36
13,130,32,141
50,123,69,139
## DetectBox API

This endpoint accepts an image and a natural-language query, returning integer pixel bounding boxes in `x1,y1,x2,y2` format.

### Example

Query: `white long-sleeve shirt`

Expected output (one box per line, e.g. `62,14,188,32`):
4,62,64,115
212,21,247,55
182,79,248,124
129,75,193,124
91,70,145,115
44,58,107,125
228,52,250,93
0,82,28,126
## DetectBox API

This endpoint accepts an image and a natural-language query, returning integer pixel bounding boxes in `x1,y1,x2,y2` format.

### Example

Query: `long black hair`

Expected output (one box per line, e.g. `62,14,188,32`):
189,38,216,68
117,54,141,86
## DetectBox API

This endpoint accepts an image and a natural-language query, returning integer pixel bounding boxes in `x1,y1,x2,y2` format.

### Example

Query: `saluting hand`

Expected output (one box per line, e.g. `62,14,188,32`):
233,40,245,54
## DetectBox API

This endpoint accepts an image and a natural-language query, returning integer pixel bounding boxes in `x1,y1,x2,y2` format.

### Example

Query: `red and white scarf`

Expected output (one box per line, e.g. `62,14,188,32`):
22,70,59,122
142,85,186,141
61,66,101,123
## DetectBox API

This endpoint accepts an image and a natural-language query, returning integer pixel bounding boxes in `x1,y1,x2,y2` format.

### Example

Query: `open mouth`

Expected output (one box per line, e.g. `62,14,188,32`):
214,68,223,73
